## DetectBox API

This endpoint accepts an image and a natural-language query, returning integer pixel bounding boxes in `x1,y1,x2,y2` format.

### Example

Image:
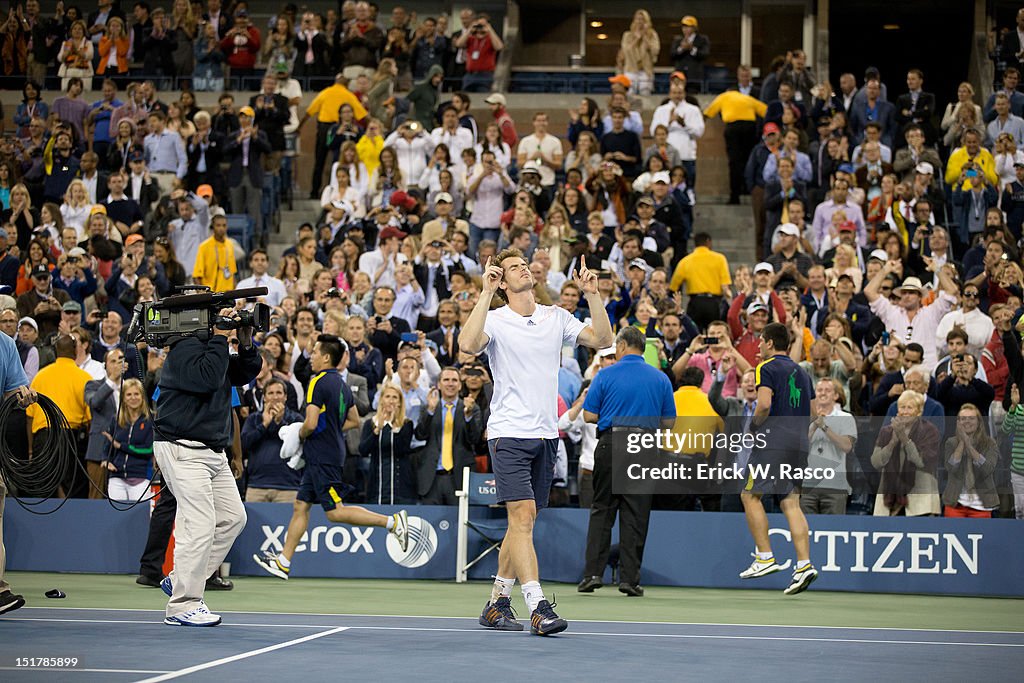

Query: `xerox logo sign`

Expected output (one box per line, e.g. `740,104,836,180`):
260,525,375,555
386,516,438,568
259,518,439,568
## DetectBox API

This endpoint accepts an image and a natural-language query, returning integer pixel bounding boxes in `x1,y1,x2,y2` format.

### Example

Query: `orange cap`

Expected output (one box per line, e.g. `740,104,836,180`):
608,74,632,88
670,70,687,82
196,184,214,198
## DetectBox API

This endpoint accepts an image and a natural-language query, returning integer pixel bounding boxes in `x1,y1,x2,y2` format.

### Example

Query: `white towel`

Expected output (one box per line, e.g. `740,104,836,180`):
278,422,305,470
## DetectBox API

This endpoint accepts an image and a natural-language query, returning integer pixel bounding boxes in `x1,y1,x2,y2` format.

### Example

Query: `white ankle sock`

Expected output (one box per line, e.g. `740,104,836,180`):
386,515,396,531
796,559,811,570
756,551,774,561
490,575,515,603
277,555,291,568
522,581,544,613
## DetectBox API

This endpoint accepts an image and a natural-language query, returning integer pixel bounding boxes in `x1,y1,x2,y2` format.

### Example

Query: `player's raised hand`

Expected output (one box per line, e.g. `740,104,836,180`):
574,262,599,295
481,256,503,294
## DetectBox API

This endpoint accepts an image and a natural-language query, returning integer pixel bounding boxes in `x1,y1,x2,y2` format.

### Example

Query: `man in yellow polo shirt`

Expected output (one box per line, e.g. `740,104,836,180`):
704,88,768,204
669,232,733,331
672,365,725,511
27,334,92,497
193,214,237,292
299,73,368,199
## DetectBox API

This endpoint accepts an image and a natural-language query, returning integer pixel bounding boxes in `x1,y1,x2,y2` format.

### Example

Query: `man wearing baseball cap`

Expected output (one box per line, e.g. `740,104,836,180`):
728,262,786,356
225,105,271,248
16,264,69,339
484,93,518,148
766,223,813,289
670,16,710,85
893,124,941,186
820,220,872,269
864,256,960,370
650,71,705,187
731,299,771,366
747,122,782,259
421,192,469,245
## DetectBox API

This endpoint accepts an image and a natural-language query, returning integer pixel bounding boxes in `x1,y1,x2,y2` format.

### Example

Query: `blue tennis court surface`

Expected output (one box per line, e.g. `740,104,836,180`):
3,607,1023,681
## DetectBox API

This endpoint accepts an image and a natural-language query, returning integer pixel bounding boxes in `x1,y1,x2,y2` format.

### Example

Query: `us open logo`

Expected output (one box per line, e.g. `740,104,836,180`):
386,516,438,568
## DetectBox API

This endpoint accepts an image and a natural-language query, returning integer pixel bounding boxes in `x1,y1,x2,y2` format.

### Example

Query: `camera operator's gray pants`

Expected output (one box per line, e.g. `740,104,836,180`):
155,441,246,618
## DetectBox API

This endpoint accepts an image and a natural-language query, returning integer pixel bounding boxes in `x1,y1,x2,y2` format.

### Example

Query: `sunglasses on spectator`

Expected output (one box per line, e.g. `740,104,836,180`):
455,292,472,300
962,291,979,298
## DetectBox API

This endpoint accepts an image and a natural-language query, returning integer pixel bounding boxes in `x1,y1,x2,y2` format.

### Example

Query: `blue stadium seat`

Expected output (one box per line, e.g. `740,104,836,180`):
704,66,733,94
226,214,254,254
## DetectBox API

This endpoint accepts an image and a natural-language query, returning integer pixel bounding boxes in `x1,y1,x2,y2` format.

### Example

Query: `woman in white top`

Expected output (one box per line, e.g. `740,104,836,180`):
329,141,370,205
367,146,405,209
475,122,511,169
994,132,1024,191
631,153,669,194
418,143,456,196
321,166,366,218
563,131,602,183
941,82,983,136
60,179,92,239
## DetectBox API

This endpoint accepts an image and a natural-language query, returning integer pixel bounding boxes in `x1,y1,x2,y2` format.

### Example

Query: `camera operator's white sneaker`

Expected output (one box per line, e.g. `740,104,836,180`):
164,602,221,627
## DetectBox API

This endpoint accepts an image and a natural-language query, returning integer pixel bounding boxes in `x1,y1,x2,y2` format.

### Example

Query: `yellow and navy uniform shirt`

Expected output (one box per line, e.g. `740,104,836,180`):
754,353,814,448
304,369,353,465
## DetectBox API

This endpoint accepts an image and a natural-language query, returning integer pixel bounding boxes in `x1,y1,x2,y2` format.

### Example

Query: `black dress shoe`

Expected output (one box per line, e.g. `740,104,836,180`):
618,582,644,597
206,576,234,591
577,576,603,593
136,575,162,588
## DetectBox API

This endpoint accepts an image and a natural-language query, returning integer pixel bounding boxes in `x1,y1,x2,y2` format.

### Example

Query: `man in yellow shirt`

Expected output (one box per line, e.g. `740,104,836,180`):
193,214,237,292
26,335,92,497
669,232,733,330
945,128,998,190
671,365,725,511
299,73,368,198
704,89,768,204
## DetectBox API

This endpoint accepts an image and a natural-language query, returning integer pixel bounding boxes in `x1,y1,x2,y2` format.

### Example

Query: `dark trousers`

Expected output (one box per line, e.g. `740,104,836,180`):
310,122,332,197
724,121,757,202
138,485,221,582
583,435,653,586
686,295,723,332
751,185,766,261
139,486,176,580
420,471,457,505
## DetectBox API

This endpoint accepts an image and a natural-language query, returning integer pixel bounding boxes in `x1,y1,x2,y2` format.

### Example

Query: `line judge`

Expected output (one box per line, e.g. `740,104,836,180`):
580,326,676,597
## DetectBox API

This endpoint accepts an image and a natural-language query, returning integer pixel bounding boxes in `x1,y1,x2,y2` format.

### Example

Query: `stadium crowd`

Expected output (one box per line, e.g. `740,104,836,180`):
0,1,1022,522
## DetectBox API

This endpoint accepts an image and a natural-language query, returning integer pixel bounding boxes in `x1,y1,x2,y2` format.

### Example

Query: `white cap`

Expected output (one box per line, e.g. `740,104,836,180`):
914,162,934,175
484,93,506,106
18,316,37,331
753,262,774,274
597,347,616,358
330,199,353,214
435,192,454,204
651,171,671,184
521,160,542,175
777,223,799,237
869,249,888,262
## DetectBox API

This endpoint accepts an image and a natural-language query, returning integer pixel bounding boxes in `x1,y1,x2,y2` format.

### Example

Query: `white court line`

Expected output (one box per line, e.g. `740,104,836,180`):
18,606,1024,636
10,617,325,629
0,667,170,674
8,617,1023,649
133,626,348,683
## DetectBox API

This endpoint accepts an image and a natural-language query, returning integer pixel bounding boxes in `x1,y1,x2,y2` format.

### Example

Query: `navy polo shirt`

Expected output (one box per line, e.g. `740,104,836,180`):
583,354,676,432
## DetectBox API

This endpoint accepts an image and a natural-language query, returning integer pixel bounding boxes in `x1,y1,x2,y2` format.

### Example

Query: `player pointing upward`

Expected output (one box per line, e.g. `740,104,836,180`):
460,248,613,635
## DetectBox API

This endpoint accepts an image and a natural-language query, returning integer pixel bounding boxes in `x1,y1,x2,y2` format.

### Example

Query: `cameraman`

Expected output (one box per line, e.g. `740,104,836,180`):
154,306,261,627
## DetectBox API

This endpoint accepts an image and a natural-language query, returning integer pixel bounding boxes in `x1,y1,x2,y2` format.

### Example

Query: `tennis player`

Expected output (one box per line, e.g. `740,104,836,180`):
253,335,409,579
461,248,613,635
740,322,818,594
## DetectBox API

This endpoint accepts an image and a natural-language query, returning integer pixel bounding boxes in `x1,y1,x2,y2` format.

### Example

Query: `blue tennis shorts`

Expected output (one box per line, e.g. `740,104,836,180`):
488,438,557,509
297,462,356,512
744,448,803,497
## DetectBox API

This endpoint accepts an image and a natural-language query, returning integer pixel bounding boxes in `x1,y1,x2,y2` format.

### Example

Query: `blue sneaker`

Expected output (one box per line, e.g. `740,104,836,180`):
478,596,524,631
164,602,221,627
160,576,172,597
530,599,568,636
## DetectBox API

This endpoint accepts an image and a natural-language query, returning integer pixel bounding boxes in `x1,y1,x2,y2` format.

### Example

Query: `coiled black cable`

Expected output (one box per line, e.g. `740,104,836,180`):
0,392,163,513
0,393,78,513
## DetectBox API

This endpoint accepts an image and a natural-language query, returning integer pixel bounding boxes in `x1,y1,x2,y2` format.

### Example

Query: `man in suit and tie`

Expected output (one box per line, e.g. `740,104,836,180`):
414,238,463,331
223,106,271,248
849,79,897,148
426,300,461,367
1000,11,1024,83
250,75,291,174
186,111,225,198
83,348,123,500
414,367,483,505
895,69,937,146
